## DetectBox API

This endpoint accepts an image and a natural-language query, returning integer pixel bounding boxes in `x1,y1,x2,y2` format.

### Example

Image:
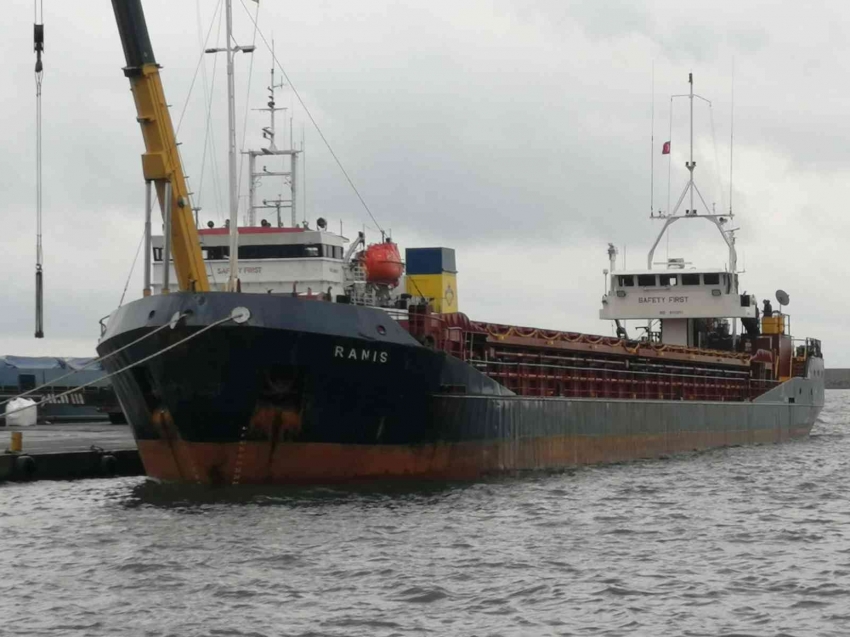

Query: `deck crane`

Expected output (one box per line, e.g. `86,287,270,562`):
110,0,210,292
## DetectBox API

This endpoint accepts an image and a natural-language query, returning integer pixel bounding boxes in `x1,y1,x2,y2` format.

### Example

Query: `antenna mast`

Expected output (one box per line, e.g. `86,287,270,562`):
647,74,737,277
688,72,694,216
729,60,735,217
245,45,301,228
650,62,654,217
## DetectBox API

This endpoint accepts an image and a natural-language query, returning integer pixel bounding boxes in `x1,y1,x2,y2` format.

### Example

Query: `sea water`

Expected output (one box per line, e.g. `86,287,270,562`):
2,393,849,636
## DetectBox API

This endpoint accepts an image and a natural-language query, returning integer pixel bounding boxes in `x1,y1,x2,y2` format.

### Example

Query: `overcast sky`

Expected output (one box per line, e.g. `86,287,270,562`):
0,0,846,364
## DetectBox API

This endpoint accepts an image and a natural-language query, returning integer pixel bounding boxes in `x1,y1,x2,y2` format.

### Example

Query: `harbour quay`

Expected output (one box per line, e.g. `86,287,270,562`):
0,423,142,482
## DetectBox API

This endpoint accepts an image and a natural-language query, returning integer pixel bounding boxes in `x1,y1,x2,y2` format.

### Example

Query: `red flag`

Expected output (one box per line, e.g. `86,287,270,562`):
662,141,671,155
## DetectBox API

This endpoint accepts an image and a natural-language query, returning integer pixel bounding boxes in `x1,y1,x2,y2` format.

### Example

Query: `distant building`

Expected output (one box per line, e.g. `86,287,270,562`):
825,369,850,389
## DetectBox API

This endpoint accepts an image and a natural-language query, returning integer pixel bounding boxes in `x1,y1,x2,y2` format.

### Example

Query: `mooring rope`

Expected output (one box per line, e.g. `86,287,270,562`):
0,310,243,421
0,315,186,412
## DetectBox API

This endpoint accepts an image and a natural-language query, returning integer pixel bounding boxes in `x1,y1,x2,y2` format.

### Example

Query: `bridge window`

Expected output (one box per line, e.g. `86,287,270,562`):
206,246,228,260
154,244,346,261
682,273,700,285
703,273,720,285
618,275,634,287
637,274,657,286
659,274,678,287
200,244,343,260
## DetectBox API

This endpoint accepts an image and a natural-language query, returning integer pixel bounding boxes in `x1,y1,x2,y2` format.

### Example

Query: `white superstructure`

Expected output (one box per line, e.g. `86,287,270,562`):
151,226,348,296
599,74,758,349
150,48,366,300
600,267,755,322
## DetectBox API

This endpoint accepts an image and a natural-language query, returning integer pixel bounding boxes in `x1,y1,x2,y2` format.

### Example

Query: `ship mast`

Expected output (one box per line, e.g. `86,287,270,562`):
688,71,695,217
225,0,238,291
246,51,301,228
646,74,737,279
206,0,254,290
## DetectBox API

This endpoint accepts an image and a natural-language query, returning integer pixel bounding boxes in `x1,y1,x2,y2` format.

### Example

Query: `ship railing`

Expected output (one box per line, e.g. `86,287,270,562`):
467,358,780,401
794,337,823,360
489,347,750,372
472,321,752,364
469,359,753,381
791,337,824,378
380,307,417,329
382,307,761,367
98,314,112,337
380,307,467,356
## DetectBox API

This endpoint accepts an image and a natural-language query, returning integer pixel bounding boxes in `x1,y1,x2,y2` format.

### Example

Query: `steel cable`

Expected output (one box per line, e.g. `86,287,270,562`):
1,313,239,421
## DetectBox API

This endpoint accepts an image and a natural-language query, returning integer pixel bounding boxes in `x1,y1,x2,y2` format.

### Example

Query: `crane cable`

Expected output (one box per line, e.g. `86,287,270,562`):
34,0,45,338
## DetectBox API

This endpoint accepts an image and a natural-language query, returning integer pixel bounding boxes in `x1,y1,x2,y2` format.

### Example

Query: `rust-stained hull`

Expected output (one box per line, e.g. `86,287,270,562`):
98,293,825,486
137,422,816,485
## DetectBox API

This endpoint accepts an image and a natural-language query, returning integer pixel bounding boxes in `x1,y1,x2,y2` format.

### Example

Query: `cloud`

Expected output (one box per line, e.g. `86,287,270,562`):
0,0,845,365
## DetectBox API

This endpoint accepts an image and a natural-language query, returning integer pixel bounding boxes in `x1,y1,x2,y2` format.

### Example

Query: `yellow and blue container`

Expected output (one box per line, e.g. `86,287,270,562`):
405,247,458,313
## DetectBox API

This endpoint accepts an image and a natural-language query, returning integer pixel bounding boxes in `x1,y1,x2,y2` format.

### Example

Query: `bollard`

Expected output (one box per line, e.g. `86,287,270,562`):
10,431,22,453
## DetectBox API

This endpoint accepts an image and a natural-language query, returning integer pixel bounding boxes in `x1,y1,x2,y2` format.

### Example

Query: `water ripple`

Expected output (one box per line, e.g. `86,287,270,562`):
2,392,850,636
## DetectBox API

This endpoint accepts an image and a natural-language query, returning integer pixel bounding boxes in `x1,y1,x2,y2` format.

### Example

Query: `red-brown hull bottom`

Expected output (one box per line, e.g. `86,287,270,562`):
138,426,813,485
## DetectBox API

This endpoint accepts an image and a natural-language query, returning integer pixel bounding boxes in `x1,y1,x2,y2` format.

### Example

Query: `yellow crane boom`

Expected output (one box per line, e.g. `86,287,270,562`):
111,0,210,292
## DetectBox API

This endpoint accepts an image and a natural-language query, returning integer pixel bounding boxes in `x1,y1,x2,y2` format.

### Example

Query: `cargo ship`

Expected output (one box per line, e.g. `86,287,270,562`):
97,1,824,485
